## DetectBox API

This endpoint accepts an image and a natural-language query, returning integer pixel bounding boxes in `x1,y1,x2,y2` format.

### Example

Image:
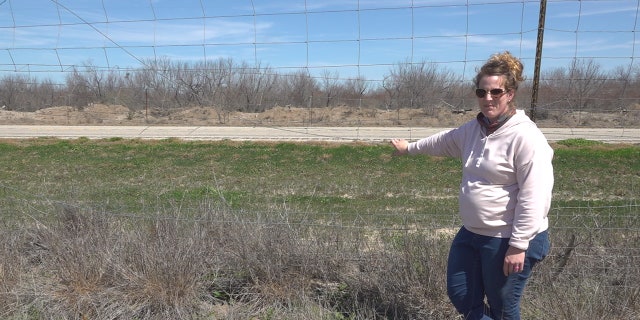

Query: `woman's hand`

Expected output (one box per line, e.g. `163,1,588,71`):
503,246,526,276
390,139,409,156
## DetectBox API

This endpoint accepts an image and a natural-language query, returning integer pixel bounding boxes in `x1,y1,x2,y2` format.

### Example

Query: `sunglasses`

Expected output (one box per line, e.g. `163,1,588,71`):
475,88,506,98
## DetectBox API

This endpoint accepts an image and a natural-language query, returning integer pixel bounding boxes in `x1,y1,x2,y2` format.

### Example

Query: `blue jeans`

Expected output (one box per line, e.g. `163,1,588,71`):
446,227,549,320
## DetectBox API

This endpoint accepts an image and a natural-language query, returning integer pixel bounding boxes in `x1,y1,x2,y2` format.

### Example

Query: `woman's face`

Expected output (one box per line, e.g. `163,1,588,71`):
476,75,514,122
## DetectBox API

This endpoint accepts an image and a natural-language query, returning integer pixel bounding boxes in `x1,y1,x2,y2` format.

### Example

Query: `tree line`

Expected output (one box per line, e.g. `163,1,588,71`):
1,57,639,122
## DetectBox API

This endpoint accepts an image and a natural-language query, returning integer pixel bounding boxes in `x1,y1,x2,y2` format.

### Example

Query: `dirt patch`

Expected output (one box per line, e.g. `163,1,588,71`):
0,104,478,127
0,104,637,128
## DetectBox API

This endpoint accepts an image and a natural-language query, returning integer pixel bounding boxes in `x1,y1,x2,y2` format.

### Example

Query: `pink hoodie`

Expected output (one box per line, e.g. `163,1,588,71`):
407,110,554,250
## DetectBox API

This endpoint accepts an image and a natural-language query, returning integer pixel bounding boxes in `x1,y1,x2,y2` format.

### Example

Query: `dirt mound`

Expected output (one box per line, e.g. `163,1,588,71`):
0,104,477,127
1,104,636,128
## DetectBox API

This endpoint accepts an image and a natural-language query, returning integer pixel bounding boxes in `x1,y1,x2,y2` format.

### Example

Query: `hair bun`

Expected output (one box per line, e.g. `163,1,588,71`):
489,51,524,82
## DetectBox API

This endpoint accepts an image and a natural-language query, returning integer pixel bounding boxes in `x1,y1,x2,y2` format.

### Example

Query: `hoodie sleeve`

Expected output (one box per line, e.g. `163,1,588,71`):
509,129,554,250
407,127,465,158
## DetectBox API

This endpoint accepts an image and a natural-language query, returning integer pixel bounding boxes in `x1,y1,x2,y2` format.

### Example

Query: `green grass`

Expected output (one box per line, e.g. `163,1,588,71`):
0,138,637,223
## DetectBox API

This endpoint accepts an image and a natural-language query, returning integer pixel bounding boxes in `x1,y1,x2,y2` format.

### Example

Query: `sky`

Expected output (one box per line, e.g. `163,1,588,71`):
0,0,639,86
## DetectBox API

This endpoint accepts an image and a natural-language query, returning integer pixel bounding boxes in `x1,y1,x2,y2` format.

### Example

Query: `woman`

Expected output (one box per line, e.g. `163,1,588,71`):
390,51,553,320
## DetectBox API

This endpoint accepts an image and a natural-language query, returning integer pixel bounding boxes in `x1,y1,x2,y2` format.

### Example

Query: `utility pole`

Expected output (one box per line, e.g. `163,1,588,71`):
530,0,547,122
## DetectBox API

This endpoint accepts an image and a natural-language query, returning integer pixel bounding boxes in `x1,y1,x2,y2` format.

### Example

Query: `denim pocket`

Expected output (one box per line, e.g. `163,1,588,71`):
527,230,550,262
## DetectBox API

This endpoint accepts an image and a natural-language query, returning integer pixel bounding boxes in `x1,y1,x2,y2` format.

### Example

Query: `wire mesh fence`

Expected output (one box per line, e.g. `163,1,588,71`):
0,1,639,317
1,1,640,128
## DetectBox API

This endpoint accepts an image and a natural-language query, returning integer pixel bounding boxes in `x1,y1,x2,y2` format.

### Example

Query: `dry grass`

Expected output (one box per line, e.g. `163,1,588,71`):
6,203,637,319
0,201,461,320
1,104,638,128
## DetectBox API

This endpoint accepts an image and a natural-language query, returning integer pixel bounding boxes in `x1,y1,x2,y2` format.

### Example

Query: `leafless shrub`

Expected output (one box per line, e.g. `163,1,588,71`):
4,55,640,119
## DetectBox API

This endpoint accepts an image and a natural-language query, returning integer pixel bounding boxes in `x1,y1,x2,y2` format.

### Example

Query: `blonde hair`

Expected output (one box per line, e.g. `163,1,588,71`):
474,51,524,107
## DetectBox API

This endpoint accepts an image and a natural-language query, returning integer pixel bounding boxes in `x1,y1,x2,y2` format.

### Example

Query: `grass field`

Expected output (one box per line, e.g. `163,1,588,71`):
0,138,638,319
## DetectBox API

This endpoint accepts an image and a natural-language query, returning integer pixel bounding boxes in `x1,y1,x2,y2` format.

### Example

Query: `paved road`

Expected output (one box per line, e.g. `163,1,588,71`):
0,125,638,143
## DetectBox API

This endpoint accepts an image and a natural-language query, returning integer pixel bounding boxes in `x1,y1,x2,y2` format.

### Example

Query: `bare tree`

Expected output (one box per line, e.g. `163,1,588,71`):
341,76,369,108
65,67,92,108
135,57,178,110
82,62,106,103
568,59,608,111
283,70,316,108
31,78,64,110
608,65,640,112
319,70,340,108
0,74,66,111
200,58,235,123
0,74,22,110
383,59,456,115
233,62,278,112
176,65,206,107
543,58,607,112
